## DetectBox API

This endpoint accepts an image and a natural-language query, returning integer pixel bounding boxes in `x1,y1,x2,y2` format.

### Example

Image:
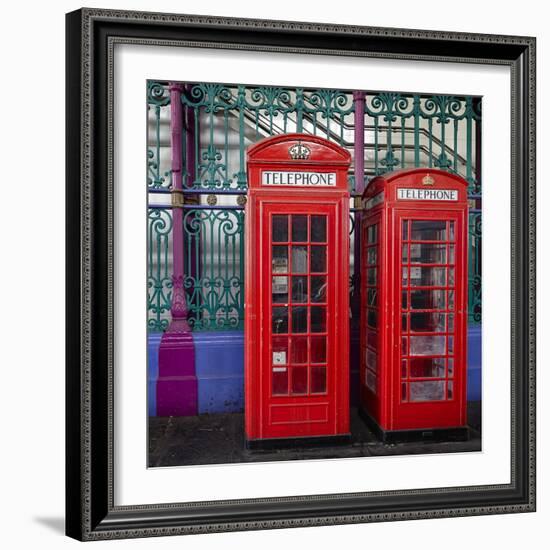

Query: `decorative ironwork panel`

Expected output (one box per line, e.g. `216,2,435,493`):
147,82,172,190
147,82,482,329
468,212,482,324
147,208,173,331
182,208,244,330
363,92,481,195
180,84,355,191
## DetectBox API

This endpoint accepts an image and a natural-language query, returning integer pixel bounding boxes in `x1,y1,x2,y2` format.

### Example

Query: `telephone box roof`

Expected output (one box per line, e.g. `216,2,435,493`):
363,168,468,198
247,133,351,166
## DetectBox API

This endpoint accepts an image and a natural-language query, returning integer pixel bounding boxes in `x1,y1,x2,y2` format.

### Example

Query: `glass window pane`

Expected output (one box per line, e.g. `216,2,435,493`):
367,309,377,328
402,314,408,332
292,276,308,303
410,243,447,264
409,381,445,401
411,220,447,241
310,276,327,303
291,366,308,394
410,312,446,332
367,267,377,285
291,306,307,333
402,291,408,309
402,244,408,262
402,220,408,241
449,268,455,286
401,382,407,401
402,336,408,355
311,215,327,242
311,246,327,273
272,246,288,273
448,358,454,377
311,306,326,333
448,290,455,310
310,336,326,363
409,267,447,287
410,357,445,378
272,336,288,365
366,371,377,393
367,224,378,244
272,215,288,242
402,267,408,286
448,314,454,331
449,245,455,264
272,368,288,395
409,335,446,356
410,289,446,310
448,336,454,354
367,247,377,265
447,380,454,399
449,221,455,241
367,288,378,306
291,336,308,363
291,245,308,273
311,367,327,393
401,359,407,378
366,348,377,372
292,215,308,242
272,276,288,303
272,307,288,334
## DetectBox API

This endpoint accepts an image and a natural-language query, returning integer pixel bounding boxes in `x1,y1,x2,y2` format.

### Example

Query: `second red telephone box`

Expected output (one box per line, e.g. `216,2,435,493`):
360,168,469,442
245,134,351,448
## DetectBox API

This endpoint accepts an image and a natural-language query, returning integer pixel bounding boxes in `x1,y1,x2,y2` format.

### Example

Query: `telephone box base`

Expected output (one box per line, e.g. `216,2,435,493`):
246,434,351,451
358,408,469,444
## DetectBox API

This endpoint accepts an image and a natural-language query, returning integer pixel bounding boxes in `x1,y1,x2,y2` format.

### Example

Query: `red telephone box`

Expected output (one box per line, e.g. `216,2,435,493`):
360,168,469,441
245,134,351,448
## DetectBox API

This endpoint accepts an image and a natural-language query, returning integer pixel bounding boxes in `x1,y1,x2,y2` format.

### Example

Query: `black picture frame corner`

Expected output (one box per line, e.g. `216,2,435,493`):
65,7,536,541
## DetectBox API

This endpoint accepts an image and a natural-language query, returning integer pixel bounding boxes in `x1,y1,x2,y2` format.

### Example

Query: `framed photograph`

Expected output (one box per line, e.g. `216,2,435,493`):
65,7,536,541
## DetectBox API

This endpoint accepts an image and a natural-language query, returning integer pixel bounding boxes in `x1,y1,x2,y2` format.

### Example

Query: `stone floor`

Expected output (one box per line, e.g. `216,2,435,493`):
148,403,481,467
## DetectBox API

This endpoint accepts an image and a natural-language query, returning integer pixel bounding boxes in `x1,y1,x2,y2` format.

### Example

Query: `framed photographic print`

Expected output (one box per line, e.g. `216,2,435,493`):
65,7,536,541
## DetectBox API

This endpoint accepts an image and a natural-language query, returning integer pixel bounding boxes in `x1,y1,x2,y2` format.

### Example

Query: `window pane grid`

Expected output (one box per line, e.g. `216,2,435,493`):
364,222,379,394
400,218,456,403
270,213,329,397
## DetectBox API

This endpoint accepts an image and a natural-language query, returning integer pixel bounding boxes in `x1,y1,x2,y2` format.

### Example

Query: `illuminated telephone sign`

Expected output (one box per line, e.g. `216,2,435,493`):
360,168,469,441
245,134,351,448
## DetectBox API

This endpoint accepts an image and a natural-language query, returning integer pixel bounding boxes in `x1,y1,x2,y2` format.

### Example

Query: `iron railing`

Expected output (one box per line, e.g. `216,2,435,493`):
147,82,481,331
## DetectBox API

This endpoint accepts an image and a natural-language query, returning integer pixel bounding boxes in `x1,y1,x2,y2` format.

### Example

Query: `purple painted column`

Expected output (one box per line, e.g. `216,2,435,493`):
350,91,366,405
353,91,366,194
157,82,198,417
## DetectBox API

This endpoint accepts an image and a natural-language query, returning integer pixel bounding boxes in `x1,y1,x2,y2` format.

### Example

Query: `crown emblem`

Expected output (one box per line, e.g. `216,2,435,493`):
289,141,311,160
422,174,435,186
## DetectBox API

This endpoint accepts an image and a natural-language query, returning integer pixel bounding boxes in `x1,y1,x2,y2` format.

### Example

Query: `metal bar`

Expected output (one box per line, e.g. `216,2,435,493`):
167,82,190,332
353,91,366,194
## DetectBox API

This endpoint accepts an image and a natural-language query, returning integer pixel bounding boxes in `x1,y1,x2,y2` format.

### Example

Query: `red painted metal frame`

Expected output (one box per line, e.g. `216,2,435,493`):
360,168,469,433
245,134,351,442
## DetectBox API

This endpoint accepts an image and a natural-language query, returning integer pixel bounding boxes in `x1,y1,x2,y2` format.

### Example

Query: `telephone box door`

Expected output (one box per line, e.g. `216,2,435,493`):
245,133,351,445
261,203,339,439
395,210,467,429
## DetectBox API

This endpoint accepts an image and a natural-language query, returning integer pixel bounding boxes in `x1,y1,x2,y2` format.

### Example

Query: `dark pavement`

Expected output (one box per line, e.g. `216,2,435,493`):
148,403,481,467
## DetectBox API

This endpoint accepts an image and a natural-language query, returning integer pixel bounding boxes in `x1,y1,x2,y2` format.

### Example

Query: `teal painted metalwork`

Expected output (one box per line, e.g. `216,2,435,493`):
147,208,173,331
468,212,482,324
147,81,171,190
364,92,480,186
147,82,482,329
183,208,244,330
179,84,354,190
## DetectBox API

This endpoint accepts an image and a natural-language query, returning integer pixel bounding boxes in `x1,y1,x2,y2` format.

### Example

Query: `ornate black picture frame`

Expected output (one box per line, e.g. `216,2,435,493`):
65,8,536,541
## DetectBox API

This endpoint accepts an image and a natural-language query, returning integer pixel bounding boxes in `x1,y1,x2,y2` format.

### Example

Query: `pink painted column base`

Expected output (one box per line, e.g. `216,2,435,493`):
157,332,197,417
